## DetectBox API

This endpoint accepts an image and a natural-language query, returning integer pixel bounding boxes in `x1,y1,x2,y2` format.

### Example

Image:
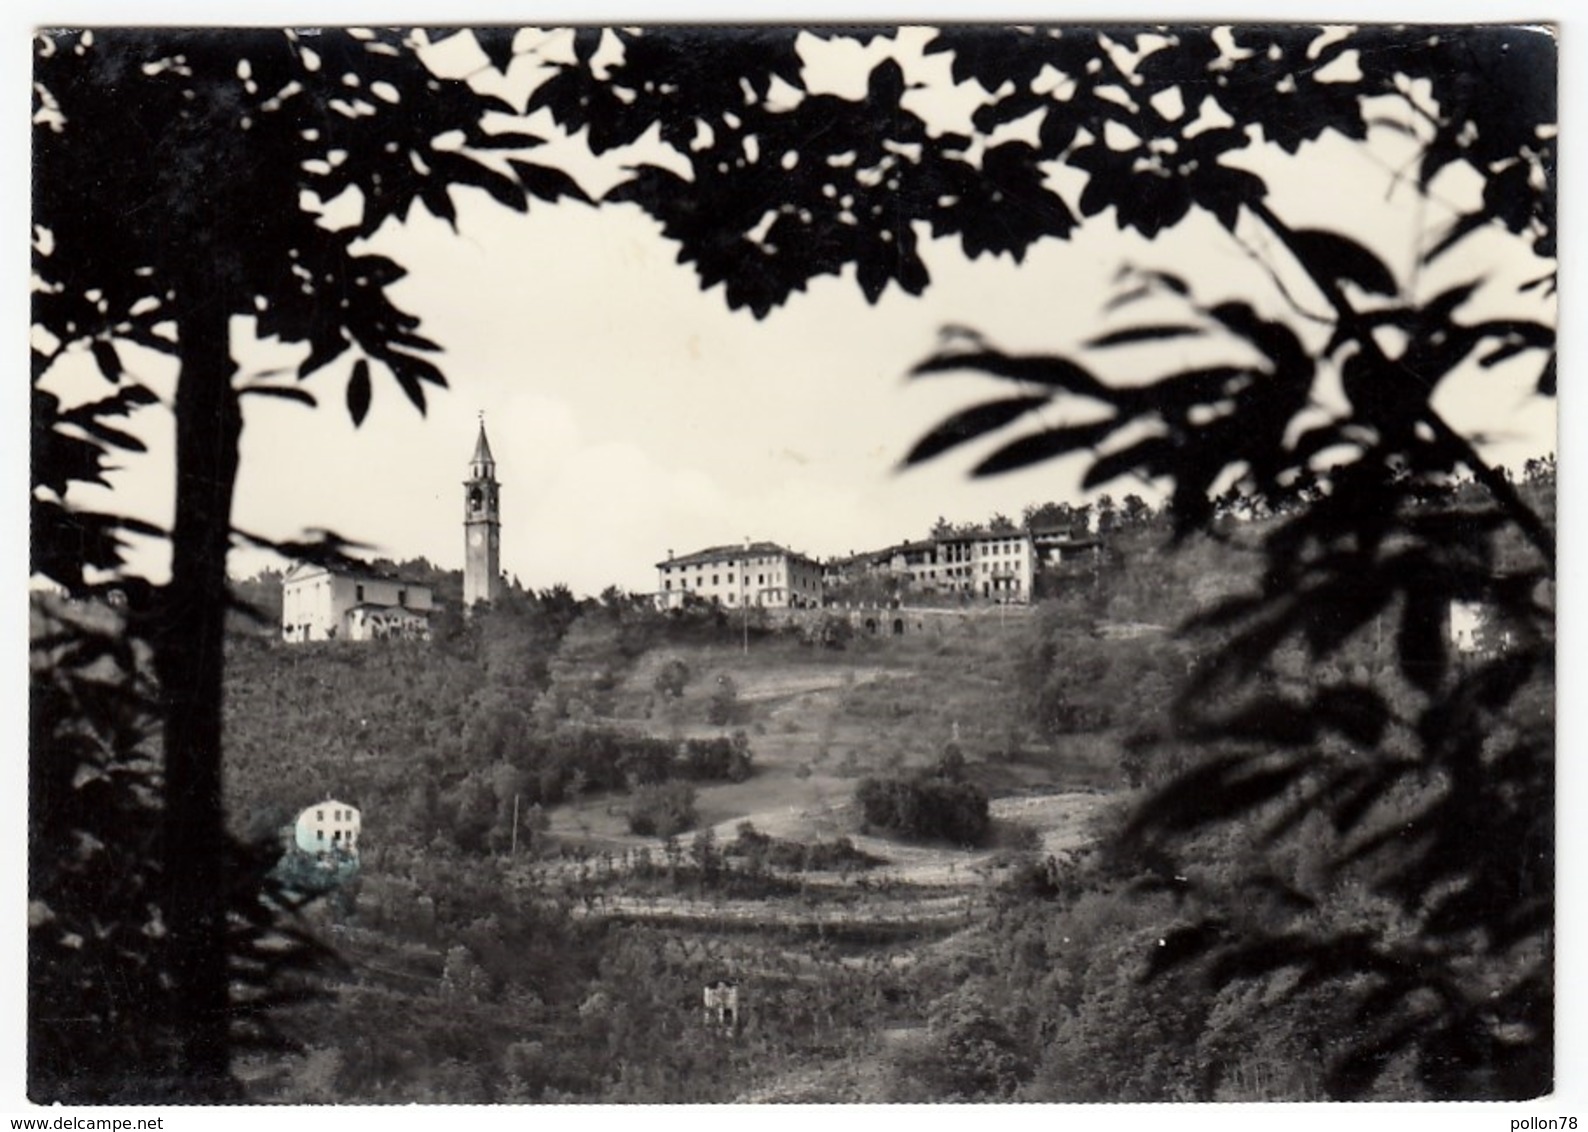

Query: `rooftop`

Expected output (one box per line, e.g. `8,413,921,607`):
284,561,435,589
470,420,495,468
658,541,816,569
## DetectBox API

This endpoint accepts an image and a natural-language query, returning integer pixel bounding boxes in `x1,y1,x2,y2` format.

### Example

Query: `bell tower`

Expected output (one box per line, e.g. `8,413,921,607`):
464,415,502,607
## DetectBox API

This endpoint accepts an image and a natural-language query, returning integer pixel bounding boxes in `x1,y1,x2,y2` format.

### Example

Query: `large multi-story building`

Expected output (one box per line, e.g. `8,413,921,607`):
656,541,823,610
825,529,1036,602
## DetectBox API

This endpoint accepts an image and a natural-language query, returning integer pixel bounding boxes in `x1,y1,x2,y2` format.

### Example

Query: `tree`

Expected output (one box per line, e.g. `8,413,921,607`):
888,27,1553,1099
32,27,584,1096
1119,494,1155,530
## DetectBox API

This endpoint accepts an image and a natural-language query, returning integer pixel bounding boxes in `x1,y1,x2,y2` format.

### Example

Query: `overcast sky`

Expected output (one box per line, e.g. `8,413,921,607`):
32,25,1557,598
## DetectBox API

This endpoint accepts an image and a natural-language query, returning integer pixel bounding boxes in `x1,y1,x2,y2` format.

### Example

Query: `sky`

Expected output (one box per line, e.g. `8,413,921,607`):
32,25,1558,599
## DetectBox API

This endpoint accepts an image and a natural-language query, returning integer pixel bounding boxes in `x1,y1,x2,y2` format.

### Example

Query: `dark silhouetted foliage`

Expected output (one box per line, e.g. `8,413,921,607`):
897,25,1554,1101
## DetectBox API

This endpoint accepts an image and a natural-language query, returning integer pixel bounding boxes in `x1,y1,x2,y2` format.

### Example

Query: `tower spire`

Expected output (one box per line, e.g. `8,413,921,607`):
464,417,502,607
470,412,495,477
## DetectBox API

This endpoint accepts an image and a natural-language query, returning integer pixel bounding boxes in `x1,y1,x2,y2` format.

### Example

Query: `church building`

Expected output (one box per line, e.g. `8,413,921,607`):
280,561,434,642
281,421,505,641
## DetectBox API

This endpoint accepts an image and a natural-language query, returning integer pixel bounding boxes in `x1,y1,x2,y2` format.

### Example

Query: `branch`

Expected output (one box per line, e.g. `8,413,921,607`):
1245,197,1555,570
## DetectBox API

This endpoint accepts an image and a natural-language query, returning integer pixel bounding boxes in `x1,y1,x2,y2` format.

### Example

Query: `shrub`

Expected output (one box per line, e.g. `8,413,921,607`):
652,657,691,699
626,781,697,837
856,773,990,846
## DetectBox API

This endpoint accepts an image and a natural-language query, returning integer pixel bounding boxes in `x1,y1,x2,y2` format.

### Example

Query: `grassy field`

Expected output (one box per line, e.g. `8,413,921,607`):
541,617,1127,926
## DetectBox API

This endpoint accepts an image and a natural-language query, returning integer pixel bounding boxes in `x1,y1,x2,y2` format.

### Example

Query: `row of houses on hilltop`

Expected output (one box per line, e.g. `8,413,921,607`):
654,525,1102,611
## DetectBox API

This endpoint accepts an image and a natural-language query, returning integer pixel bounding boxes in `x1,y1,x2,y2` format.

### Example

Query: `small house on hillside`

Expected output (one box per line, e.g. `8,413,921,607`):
294,799,362,860
1030,525,1101,565
282,562,434,642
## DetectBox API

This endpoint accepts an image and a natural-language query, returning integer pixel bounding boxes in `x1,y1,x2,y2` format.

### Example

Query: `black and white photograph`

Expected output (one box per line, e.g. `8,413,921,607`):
23,8,1565,1118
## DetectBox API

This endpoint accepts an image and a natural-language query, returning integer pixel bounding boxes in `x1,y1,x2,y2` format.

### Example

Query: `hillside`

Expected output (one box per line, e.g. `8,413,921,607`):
221,469,1553,1102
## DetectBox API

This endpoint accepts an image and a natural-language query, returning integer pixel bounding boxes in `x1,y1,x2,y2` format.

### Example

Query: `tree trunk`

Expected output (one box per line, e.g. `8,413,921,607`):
153,270,241,1097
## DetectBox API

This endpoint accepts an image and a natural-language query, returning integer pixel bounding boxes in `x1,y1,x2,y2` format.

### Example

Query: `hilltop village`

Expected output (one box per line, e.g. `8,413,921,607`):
279,419,1108,644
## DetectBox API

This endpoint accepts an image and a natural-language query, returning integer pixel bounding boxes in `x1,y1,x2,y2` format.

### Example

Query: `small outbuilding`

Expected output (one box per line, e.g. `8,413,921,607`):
703,980,741,1032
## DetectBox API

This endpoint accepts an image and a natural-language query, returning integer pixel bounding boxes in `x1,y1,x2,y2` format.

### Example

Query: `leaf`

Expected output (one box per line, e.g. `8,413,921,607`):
911,350,1108,398
1313,685,1392,747
1423,213,1487,264
298,333,350,380
1143,921,1226,980
345,359,371,426
1144,269,1190,296
971,421,1114,477
1398,588,1448,694
902,395,1050,467
1328,1020,1426,1099
509,159,593,205
428,151,526,213
472,27,518,74
1081,436,1174,490
1086,324,1204,348
470,130,547,151
1208,934,1317,982
91,340,123,383
1289,228,1398,297
1202,698,1318,746
1129,752,1318,837
242,386,317,407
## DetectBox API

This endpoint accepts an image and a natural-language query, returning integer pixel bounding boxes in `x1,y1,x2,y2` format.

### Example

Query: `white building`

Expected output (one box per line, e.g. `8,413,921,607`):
281,562,434,642
970,530,1035,601
294,799,361,859
829,529,1036,602
657,541,823,610
1450,599,1485,653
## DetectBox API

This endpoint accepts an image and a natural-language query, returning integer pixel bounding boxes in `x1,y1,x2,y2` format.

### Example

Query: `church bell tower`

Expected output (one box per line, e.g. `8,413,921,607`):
464,416,502,607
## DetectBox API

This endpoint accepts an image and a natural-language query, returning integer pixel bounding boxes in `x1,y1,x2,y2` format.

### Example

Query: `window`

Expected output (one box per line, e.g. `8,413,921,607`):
316,829,324,842
356,584,365,601
713,574,719,585
317,810,324,821
665,580,672,591
398,589,406,606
